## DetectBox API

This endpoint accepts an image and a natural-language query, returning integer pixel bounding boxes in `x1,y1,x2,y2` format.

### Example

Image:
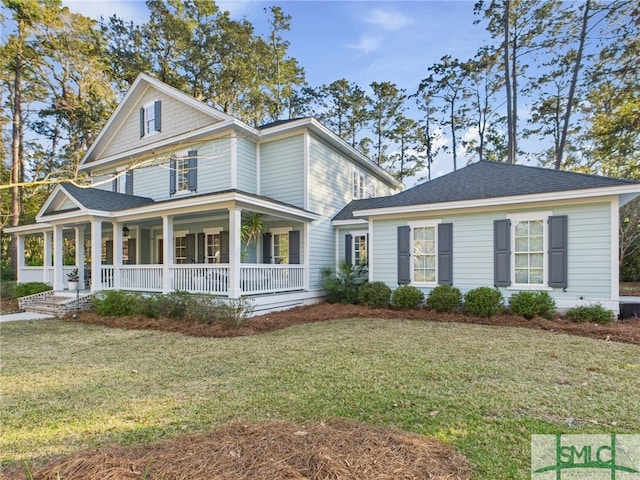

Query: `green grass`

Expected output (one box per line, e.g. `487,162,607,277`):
1,318,639,479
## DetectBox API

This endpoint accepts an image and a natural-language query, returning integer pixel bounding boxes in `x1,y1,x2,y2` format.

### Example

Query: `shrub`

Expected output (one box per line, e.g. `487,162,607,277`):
358,281,392,308
464,287,504,317
93,290,142,316
140,291,191,319
1,280,16,300
321,261,368,304
565,304,614,323
215,297,255,327
184,294,220,323
1,260,15,282
426,284,462,313
13,282,52,299
391,285,424,310
508,290,556,319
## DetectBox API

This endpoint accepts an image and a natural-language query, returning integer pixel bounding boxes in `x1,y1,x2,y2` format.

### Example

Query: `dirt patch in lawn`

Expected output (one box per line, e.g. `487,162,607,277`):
4,419,471,480
67,302,640,345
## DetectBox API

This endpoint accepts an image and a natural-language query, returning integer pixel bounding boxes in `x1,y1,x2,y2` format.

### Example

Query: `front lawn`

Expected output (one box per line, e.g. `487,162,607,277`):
1,318,638,479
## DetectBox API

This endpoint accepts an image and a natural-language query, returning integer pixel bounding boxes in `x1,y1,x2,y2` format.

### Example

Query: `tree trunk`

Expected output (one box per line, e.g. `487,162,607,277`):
556,0,590,170
503,0,515,164
10,41,23,279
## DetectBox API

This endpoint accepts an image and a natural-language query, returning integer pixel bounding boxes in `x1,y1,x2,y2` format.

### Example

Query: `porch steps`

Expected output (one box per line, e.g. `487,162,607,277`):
19,290,93,318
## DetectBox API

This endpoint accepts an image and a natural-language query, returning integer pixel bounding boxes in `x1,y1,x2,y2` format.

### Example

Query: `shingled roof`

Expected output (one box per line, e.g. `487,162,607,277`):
369,160,637,208
57,184,155,213
333,160,639,221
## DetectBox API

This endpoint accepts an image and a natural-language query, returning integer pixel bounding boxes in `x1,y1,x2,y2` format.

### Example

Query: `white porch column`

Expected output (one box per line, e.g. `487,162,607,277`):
162,215,174,294
113,222,123,289
228,207,242,299
90,220,102,292
303,222,310,291
75,227,85,289
16,234,25,283
43,230,52,284
53,224,64,291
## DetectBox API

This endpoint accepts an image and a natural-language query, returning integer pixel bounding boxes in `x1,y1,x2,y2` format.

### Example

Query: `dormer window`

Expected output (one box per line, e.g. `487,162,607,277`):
139,100,161,137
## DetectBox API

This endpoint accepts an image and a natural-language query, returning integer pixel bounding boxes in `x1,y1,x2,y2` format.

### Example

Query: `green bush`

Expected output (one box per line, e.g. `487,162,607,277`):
391,285,424,310
215,297,255,328
140,291,191,319
565,304,614,323
464,287,504,317
321,261,368,304
13,282,52,299
426,284,462,313
508,290,556,319
358,281,392,308
184,294,220,323
1,260,15,282
1,280,17,300
93,290,142,316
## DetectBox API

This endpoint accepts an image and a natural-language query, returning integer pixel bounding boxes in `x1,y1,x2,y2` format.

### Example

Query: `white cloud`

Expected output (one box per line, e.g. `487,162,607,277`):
347,35,381,55
363,8,414,31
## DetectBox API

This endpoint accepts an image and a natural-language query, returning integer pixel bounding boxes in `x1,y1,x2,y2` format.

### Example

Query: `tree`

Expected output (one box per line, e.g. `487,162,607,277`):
388,115,424,183
418,56,468,171
369,81,405,169
414,87,442,182
316,79,370,148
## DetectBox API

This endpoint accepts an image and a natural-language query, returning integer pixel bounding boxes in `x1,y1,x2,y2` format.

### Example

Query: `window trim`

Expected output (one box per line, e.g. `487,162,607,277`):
350,230,368,266
141,100,160,137
408,219,441,286
270,227,291,265
353,169,365,200
173,230,189,264
507,211,553,290
203,227,223,264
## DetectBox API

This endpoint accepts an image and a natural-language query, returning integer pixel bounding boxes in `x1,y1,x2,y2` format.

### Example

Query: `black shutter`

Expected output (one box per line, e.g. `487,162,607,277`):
186,233,196,263
397,225,411,285
438,223,453,285
548,215,568,288
197,233,205,263
187,150,197,191
169,157,176,194
139,107,145,137
262,232,272,264
220,231,229,263
154,100,161,132
127,238,136,265
125,170,133,195
494,219,511,287
289,230,300,264
345,234,353,265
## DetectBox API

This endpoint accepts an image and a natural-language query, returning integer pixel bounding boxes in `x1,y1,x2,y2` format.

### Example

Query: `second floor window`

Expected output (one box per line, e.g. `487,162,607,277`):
353,170,365,199
139,100,161,137
170,150,198,195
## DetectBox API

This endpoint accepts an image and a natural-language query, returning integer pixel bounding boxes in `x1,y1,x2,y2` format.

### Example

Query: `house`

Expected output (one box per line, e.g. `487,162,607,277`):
334,160,640,314
8,73,402,313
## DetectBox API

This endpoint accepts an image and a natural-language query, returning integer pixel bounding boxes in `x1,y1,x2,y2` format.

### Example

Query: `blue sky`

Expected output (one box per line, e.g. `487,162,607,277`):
61,0,491,182
63,0,486,99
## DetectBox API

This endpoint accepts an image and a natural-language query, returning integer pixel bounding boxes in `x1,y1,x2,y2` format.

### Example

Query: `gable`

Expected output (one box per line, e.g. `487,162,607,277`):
97,87,216,161
80,73,235,169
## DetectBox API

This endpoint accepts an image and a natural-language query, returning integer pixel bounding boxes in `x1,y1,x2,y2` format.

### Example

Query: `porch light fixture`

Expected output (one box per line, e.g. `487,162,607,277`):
122,225,130,237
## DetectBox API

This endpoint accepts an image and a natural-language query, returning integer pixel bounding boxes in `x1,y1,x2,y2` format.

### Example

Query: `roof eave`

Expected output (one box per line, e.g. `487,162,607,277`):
354,185,640,217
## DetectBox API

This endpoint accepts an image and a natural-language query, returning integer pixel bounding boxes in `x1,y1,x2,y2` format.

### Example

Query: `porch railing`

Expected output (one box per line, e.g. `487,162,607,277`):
21,264,304,297
170,264,229,294
240,264,304,295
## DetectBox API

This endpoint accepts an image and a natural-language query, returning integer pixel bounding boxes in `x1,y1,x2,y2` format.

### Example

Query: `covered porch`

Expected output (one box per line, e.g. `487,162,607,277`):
11,189,318,299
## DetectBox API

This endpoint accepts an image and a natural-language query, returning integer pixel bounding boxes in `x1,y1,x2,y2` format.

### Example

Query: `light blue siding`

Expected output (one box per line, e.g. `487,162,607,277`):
237,137,257,193
370,202,614,304
260,135,304,207
198,138,232,193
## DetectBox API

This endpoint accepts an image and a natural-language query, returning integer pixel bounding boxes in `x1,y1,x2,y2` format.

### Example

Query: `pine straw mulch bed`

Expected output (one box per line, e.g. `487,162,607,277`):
67,302,640,345
4,419,471,480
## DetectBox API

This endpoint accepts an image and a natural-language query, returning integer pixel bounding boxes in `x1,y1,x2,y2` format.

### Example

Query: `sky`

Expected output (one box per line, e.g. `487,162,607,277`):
60,0,492,182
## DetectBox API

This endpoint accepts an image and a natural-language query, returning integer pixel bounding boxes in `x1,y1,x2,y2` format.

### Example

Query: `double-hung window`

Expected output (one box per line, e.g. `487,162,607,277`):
205,229,222,263
513,218,545,285
140,100,161,137
353,170,365,199
170,150,198,195
273,231,290,265
174,233,187,264
176,157,190,193
410,221,439,284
